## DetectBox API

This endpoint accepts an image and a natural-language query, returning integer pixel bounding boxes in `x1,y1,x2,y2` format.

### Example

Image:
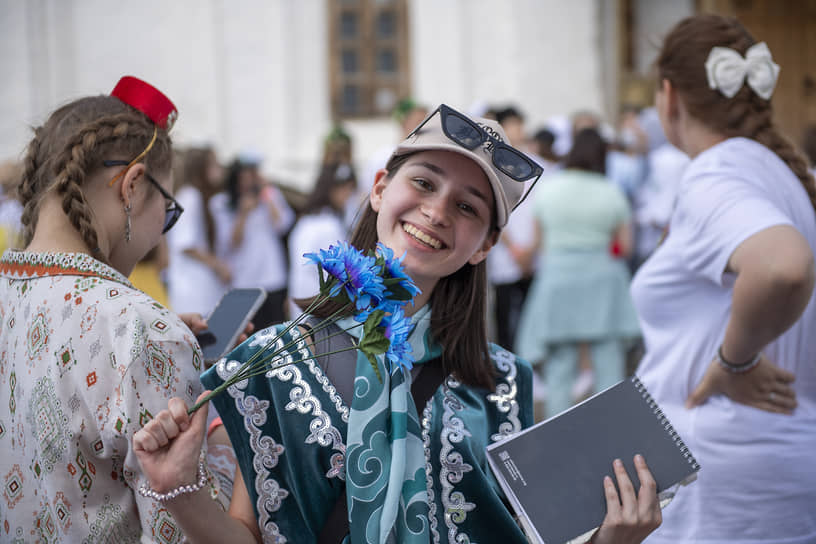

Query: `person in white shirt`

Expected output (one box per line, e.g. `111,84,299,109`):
286,162,356,318
209,156,295,329
166,146,231,315
632,14,816,543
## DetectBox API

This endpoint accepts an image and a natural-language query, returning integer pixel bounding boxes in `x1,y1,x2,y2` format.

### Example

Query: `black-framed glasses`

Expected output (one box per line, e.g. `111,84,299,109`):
407,104,544,210
103,160,184,233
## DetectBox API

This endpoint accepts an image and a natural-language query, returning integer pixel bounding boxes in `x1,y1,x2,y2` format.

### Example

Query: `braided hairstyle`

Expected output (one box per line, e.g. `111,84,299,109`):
19,95,173,255
657,14,816,214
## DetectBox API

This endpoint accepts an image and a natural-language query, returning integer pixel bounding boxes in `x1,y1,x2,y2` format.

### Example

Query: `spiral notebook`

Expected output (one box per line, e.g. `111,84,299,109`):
487,376,700,544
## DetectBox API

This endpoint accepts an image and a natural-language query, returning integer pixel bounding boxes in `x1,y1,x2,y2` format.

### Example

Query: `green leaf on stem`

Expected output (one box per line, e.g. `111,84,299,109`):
357,310,390,383
382,278,413,301
364,351,382,383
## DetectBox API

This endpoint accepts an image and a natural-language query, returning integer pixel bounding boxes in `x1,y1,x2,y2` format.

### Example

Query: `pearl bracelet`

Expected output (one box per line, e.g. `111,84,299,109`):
716,346,761,374
138,458,208,502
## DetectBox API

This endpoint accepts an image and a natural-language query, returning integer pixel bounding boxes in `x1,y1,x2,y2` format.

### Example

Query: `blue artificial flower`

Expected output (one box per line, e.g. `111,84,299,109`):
353,295,390,324
305,242,386,307
304,246,345,298
193,242,420,409
376,243,421,301
381,303,414,372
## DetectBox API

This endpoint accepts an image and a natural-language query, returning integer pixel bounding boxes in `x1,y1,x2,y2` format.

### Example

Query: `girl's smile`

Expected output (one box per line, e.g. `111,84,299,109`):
402,222,445,249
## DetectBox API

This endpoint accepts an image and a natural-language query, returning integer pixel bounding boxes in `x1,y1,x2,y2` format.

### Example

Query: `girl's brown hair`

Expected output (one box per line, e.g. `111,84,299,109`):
564,127,607,175
301,152,498,390
19,95,173,254
657,14,816,213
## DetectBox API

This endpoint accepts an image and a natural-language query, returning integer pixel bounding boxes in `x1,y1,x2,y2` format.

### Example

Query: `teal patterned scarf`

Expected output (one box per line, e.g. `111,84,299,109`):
338,304,441,544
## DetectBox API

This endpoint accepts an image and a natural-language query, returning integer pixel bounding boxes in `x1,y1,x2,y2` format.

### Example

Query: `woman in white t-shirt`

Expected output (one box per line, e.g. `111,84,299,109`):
286,162,356,318
632,15,816,544
166,146,231,315
210,157,295,329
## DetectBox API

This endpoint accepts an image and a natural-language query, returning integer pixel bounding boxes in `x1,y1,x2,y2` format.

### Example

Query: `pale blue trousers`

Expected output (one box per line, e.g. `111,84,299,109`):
542,338,625,418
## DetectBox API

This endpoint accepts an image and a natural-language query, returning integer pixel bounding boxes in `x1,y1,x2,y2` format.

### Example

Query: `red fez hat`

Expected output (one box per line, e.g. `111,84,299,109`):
111,76,178,130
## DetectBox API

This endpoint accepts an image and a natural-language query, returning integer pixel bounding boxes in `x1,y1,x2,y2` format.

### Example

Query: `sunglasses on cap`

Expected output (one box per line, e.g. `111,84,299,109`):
407,104,544,210
103,160,184,233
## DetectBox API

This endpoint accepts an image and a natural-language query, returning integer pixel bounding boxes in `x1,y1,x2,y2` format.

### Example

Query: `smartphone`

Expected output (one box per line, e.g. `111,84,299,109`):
197,288,267,365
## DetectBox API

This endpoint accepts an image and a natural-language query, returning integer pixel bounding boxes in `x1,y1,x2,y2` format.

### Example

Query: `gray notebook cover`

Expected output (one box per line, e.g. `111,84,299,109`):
487,376,700,544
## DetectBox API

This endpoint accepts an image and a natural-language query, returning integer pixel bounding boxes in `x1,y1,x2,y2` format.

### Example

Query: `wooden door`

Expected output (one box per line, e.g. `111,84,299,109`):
697,0,816,147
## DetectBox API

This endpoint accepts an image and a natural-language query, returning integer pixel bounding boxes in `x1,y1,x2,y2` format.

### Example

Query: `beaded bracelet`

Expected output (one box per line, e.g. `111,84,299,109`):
138,458,208,502
716,346,761,374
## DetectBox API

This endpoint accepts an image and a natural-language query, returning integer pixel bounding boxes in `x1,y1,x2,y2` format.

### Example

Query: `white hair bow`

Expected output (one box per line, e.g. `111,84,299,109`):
704,42,780,100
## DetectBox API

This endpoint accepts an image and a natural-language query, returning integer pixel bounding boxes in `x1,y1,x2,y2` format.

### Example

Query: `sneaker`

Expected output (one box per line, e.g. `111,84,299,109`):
532,370,548,402
571,369,594,401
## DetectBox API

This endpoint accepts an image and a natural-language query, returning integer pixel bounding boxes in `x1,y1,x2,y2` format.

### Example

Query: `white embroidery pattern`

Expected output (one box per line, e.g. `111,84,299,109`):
268,328,347,480
422,401,441,543
425,349,522,544
439,379,477,544
306,354,350,423
487,348,522,442
216,358,288,543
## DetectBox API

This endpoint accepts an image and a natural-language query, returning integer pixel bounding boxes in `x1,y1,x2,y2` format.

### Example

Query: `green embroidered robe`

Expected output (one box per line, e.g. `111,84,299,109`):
201,324,533,543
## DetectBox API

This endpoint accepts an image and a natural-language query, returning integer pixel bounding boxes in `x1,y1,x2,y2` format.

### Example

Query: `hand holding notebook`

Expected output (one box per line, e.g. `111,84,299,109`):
589,454,662,544
487,377,700,544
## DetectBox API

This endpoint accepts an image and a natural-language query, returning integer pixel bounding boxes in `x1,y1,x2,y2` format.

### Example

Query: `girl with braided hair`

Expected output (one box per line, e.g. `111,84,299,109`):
0,77,219,541
631,14,816,543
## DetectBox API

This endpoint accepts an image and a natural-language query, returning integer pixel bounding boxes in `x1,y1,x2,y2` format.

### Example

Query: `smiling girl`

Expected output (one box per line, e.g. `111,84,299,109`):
133,104,661,544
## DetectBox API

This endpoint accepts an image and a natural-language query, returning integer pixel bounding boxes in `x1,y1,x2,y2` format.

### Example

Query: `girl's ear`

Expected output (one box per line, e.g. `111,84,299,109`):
468,229,499,266
369,168,389,212
119,163,146,207
661,78,680,120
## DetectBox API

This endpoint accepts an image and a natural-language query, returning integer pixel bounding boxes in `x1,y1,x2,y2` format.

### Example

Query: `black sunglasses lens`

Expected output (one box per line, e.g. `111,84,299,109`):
162,208,180,233
493,147,535,180
443,113,483,149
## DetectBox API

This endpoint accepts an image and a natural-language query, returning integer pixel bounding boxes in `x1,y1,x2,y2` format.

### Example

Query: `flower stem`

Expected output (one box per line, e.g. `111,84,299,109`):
187,306,363,415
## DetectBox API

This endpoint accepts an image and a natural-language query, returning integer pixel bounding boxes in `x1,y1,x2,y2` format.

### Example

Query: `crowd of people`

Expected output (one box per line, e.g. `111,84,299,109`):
0,12,815,544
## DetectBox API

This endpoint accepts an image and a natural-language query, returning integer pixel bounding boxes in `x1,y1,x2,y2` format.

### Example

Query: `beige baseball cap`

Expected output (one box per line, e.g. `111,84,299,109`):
388,104,542,228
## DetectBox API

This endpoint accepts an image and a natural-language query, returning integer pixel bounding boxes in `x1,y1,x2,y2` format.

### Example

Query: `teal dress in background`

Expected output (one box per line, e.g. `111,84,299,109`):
516,169,641,417
200,317,534,543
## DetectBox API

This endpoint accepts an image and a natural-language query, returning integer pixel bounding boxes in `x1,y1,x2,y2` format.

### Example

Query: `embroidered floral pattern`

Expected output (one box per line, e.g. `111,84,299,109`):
216,358,289,542
150,507,184,544
0,251,129,285
82,499,137,544
264,329,347,478
424,346,523,544
438,382,477,543
487,347,522,442
306,355,350,424
422,402,442,543
0,251,201,541
3,464,24,509
27,376,69,475
206,320,528,543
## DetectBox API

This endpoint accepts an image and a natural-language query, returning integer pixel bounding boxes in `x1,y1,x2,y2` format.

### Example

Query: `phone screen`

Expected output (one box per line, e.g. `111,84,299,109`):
198,288,267,364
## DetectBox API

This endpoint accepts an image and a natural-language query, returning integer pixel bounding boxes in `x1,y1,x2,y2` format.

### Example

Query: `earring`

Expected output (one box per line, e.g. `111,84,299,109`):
124,203,132,243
